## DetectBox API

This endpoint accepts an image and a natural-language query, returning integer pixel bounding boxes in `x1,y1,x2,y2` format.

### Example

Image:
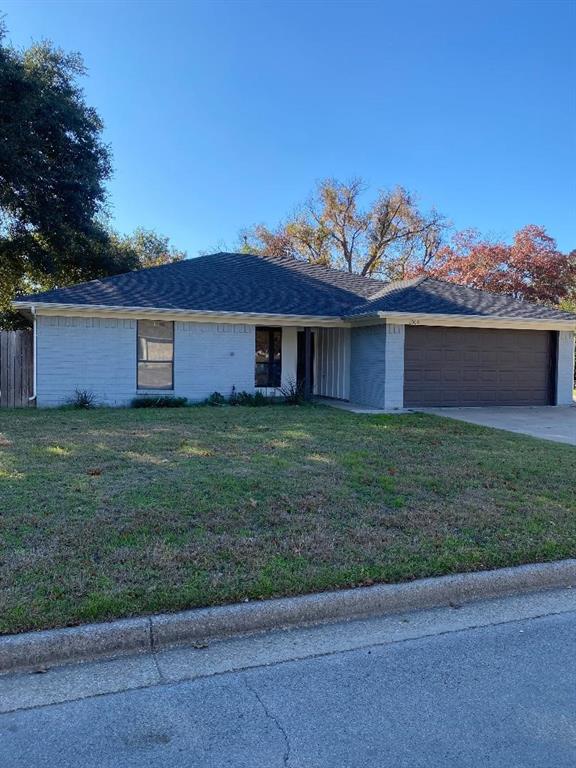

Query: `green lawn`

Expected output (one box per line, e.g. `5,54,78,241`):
0,404,574,634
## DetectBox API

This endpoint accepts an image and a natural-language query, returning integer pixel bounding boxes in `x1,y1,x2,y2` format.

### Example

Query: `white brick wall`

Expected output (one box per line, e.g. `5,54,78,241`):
36,316,302,406
37,316,138,406
174,321,254,401
556,331,575,406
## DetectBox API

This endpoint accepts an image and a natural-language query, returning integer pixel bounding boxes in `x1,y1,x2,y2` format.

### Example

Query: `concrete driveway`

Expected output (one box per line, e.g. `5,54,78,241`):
420,405,576,445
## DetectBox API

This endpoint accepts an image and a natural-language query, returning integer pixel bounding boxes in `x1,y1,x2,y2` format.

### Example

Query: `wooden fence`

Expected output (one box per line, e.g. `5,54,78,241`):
0,331,34,408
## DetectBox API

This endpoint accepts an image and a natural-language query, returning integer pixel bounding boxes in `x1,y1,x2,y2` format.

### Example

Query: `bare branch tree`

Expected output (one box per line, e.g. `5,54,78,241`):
241,178,449,279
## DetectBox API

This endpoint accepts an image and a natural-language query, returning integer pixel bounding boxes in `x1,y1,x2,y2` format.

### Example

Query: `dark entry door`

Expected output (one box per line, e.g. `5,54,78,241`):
297,331,315,391
404,326,555,407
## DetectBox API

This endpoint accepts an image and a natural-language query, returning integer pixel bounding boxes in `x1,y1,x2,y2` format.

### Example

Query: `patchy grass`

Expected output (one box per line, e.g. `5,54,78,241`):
0,405,574,634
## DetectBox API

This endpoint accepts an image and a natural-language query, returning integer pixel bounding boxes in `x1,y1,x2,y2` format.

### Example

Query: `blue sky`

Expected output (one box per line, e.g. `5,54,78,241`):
3,0,575,253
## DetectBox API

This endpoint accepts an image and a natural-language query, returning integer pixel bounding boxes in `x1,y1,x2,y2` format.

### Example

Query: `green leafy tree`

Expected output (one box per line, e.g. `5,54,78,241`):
113,227,186,268
0,25,135,323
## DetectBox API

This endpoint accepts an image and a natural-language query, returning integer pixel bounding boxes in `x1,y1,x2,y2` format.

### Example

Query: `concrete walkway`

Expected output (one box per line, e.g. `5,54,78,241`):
420,405,576,445
319,398,407,414
1,588,575,767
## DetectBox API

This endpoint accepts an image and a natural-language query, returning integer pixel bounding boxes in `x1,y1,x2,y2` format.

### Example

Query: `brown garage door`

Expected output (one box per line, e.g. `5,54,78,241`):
404,326,555,407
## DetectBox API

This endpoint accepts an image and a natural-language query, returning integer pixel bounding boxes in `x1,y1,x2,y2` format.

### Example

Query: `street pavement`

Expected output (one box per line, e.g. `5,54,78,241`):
1,587,575,767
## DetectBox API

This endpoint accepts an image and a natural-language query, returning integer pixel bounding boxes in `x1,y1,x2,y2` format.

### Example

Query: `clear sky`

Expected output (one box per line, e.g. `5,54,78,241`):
3,0,575,254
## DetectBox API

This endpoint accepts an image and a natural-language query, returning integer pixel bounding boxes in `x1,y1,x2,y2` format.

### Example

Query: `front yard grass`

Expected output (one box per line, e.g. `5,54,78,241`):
1,404,574,634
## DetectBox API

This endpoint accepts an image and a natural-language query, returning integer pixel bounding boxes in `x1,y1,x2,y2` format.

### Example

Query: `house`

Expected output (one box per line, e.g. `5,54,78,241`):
13,252,576,409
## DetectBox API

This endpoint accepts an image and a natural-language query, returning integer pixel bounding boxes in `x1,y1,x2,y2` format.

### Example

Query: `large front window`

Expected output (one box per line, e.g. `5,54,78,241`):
255,327,282,387
137,320,174,389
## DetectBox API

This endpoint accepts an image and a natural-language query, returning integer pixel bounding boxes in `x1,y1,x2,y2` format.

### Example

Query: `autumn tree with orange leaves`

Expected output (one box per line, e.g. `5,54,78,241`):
407,225,575,305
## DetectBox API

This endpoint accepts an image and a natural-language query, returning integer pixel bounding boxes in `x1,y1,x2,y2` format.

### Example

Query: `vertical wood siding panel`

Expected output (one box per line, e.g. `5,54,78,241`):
0,331,33,408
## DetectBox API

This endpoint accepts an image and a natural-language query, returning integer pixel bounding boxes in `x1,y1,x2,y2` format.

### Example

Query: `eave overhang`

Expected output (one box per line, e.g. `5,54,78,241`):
11,301,350,328
12,302,576,332
344,310,576,332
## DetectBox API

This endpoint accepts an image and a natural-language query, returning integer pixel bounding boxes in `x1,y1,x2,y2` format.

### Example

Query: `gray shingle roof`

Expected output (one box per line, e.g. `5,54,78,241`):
16,252,384,317
15,251,576,323
346,276,576,322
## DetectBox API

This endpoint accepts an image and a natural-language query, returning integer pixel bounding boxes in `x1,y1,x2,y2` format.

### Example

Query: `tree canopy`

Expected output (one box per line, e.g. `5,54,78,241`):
241,178,448,280
111,227,186,269
0,27,188,328
242,178,575,307
0,26,134,315
406,226,575,305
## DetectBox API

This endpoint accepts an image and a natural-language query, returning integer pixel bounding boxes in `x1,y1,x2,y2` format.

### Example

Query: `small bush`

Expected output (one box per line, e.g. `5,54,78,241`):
68,389,96,409
205,391,227,407
228,387,272,407
131,396,188,408
280,379,305,405
252,391,270,406
238,390,269,406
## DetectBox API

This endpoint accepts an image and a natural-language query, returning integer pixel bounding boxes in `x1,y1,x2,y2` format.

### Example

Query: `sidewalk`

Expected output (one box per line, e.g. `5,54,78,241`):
1,587,575,767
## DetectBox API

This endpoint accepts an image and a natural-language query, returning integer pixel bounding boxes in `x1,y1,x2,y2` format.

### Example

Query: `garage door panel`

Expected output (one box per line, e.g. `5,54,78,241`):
404,327,554,407
462,369,478,383
425,350,445,365
497,371,521,387
427,370,443,384
479,368,499,383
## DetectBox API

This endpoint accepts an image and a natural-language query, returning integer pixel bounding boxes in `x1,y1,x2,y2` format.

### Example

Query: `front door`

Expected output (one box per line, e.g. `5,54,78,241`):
297,331,315,393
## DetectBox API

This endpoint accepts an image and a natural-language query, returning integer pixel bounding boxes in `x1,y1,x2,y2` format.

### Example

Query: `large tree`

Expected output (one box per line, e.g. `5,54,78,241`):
242,178,448,280
0,26,135,317
407,225,575,305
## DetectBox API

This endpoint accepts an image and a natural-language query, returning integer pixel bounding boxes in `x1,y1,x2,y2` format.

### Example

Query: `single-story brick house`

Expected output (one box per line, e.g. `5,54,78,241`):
13,251,576,409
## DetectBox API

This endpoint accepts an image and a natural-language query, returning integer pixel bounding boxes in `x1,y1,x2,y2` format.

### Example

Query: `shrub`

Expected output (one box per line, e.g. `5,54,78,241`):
239,390,269,406
131,396,188,408
252,391,270,406
205,391,227,406
68,389,96,409
280,379,305,405
228,387,272,406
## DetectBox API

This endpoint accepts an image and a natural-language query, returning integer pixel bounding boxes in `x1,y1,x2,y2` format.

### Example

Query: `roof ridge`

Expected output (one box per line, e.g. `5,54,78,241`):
418,275,568,312
342,272,576,321
244,251,385,287
363,274,428,302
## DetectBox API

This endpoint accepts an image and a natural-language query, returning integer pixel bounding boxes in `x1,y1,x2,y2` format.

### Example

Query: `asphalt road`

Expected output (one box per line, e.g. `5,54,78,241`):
1,589,575,767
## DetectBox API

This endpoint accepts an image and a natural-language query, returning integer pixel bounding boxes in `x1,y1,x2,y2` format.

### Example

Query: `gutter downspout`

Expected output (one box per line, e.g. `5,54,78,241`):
28,306,37,402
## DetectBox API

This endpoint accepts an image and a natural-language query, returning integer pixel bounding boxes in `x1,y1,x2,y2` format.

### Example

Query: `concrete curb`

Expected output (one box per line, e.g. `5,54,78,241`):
2,559,575,674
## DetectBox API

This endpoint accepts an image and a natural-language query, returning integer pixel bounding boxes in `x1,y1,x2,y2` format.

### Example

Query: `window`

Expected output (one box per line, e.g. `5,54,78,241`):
255,327,282,387
137,320,174,390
